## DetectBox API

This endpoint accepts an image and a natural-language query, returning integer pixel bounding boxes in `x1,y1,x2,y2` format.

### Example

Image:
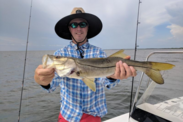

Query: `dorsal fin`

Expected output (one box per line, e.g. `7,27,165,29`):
108,49,128,58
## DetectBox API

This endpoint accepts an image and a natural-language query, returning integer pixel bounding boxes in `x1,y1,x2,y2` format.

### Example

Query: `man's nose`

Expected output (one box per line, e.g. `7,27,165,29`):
76,25,81,30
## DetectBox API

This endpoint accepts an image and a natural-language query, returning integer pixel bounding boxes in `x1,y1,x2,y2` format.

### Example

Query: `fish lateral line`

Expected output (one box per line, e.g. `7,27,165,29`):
76,62,116,69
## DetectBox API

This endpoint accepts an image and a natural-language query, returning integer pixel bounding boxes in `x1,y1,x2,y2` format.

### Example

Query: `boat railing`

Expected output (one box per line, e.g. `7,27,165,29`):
131,50,183,115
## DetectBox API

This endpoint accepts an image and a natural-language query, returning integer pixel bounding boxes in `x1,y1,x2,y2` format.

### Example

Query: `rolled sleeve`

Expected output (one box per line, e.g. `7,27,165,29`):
103,77,121,89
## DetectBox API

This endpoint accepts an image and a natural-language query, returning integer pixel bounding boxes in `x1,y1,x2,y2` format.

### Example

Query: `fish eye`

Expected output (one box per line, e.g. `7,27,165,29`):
76,71,80,76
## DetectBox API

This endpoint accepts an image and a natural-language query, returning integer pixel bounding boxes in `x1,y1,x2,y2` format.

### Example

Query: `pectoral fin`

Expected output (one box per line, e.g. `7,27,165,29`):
109,49,129,58
82,78,96,92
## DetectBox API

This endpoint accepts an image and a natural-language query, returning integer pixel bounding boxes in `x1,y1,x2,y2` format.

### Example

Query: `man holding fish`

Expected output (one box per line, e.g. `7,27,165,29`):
34,7,174,122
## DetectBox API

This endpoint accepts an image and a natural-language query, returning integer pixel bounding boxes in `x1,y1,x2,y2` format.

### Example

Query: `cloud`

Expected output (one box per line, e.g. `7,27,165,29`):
0,0,183,50
29,0,139,49
165,0,183,42
138,0,172,41
0,36,25,45
167,24,183,41
166,0,183,26
136,0,183,48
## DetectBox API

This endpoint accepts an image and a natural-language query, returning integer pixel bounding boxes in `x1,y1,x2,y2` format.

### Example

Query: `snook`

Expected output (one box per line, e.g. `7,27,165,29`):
42,50,174,91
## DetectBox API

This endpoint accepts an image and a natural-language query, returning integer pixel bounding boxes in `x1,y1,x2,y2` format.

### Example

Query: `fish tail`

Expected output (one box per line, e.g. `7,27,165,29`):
139,62,174,84
144,69,164,84
150,62,175,70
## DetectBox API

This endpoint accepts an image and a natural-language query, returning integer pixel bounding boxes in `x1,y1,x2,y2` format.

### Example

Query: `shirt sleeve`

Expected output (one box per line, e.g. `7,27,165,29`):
97,49,121,89
41,70,64,93
102,78,121,89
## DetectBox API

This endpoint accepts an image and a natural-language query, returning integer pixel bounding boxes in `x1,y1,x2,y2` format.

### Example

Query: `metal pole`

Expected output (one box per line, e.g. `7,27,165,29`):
18,0,33,121
129,0,141,118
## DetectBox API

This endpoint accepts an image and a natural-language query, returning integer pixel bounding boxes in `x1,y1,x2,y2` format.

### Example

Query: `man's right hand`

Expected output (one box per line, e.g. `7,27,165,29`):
34,65,55,86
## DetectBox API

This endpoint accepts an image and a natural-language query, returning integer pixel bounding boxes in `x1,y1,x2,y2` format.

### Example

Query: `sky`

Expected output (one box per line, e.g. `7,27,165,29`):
0,0,183,51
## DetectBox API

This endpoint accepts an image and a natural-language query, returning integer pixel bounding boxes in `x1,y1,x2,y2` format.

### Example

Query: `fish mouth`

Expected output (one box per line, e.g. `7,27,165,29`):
70,70,75,75
42,54,49,68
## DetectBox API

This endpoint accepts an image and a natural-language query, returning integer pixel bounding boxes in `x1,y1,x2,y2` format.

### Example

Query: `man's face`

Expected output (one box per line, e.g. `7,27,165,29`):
69,18,88,43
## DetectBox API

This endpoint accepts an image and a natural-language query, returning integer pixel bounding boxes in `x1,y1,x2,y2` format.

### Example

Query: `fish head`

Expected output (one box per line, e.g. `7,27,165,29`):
42,54,78,77
42,54,54,68
42,54,68,69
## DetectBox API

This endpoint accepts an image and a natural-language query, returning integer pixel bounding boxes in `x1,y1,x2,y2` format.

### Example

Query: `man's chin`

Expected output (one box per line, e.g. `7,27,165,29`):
75,39,85,42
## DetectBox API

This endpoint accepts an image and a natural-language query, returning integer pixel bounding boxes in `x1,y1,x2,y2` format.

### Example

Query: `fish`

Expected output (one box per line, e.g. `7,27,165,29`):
42,50,175,92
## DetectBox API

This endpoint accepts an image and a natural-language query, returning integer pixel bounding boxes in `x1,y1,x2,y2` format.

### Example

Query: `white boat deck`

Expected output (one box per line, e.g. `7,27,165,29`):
138,97,183,122
103,113,137,122
104,97,183,122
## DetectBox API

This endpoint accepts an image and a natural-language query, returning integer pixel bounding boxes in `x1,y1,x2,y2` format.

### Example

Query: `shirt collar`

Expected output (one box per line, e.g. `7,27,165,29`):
70,41,90,50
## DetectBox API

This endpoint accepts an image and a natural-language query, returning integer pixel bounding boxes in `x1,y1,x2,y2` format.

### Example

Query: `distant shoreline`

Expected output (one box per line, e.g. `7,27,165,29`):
107,47,183,49
0,47,183,52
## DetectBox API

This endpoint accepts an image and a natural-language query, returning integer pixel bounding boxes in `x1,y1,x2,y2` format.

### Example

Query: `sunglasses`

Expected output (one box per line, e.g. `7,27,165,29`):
69,22,88,28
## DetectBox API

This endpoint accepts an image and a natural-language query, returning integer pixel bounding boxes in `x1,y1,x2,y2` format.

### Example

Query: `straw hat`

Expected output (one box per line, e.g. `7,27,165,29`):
55,7,102,40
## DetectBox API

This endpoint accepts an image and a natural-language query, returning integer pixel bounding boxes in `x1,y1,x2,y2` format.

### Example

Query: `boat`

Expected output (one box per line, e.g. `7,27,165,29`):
104,51,183,122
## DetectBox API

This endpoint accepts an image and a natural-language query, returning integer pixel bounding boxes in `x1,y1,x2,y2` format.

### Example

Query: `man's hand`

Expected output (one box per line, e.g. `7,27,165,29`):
34,65,55,86
107,56,136,80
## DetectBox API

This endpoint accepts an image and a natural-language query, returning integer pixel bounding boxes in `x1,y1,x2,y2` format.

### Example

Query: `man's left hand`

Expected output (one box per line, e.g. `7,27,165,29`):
107,56,136,80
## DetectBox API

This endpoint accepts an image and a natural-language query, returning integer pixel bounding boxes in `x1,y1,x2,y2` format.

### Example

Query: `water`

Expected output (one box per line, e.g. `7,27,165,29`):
0,49,183,122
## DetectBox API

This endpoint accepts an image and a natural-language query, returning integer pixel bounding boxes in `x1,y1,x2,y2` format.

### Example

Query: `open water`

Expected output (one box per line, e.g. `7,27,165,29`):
0,49,183,122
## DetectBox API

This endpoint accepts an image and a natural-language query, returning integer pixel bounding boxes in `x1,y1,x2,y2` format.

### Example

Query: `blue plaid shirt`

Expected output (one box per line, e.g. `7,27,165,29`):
43,41,120,122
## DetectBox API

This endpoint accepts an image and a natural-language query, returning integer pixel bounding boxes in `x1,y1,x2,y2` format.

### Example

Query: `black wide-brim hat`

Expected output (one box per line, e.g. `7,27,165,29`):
55,7,102,40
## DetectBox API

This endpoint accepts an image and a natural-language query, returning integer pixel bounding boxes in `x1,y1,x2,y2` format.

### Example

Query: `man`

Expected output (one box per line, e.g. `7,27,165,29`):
34,7,136,122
